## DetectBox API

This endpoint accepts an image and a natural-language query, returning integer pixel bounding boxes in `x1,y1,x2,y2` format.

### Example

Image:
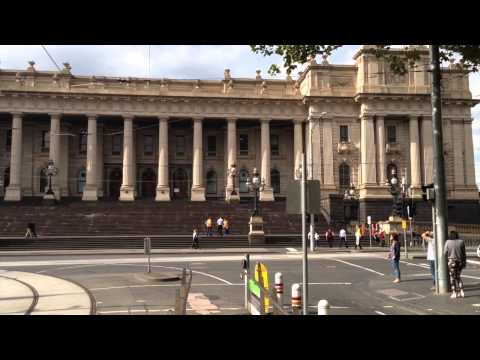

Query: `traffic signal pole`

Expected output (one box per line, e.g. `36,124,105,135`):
430,45,449,295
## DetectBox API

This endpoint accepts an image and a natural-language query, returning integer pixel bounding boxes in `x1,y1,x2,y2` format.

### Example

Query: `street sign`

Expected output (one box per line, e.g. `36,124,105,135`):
255,262,270,313
401,220,407,230
367,216,371,225
286,180,321,215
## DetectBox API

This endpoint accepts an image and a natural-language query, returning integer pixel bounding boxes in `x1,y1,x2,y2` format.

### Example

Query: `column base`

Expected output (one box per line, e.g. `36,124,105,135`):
451,186,480,200
43,193,57,205
4,186,22,202
155,186,171,201
359,184,390,199
119,186,135,201
191,187,206,201
82,186,98,201
225,187,240,202
259,187,274,202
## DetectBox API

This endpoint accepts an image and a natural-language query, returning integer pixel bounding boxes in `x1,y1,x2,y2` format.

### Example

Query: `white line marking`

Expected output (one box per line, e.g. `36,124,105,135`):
383,306,393,308
309,282,352,285
332,258,385,276
150,265,233,285
286,248,298,252
136,300,145,303
461,274,480,280
375,311,386,315
467,260,480,265
90,283,243,291
37,264,98,274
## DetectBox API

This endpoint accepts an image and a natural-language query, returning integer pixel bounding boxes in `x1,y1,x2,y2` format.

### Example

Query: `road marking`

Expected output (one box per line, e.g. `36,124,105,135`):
136,300,145,303
308,305,351,309
286,248,298,252
310,282,352,285
411,273,432,277
188,293,219,315
90,283,243,291
383,305,393,308
472,304,480,307
37,264,98,274
467,260,480,265
462,275,480,280
374,310,386,315
332,258,385,276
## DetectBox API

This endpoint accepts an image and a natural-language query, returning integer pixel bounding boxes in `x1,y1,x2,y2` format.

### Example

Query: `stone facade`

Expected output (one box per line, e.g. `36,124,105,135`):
0,46,478,223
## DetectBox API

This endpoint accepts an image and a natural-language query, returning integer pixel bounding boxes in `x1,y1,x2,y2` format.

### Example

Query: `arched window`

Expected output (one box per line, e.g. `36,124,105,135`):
77,169,87,194
3,167,10,188
339,163,350,188
40,168,48,194
271,169,280,194
239,169,249,193
387,163,398,182
206,170,217,195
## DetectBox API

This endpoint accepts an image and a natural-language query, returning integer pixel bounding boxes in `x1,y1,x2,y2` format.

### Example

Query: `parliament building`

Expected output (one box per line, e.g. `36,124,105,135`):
0,45,479,227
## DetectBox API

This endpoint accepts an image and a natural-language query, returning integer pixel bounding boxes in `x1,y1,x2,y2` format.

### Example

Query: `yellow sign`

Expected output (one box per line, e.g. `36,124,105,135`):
255,262,270,313
402,220,407,230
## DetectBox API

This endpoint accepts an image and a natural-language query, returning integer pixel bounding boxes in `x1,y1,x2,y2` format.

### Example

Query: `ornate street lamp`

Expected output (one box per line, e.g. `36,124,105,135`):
343,183,359,224
45,159,58,196
227,164,237,196
385,168,402,218
246,167,265,217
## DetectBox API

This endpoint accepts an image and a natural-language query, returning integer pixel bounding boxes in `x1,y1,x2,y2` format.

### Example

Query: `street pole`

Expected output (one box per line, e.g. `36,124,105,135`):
432,205,439,294
301,154,308,315
403,227,408,258
430,45,449,294
309,119,315,252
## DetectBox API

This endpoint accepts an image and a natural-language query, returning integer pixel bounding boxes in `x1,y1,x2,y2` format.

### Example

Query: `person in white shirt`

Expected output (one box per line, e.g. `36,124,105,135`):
216,217,224,236
421,230,436,290
314,232,320,247
339,228,348,248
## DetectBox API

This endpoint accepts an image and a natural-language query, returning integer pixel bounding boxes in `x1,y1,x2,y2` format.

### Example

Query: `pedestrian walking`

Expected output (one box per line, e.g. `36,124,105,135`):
421,230,436,290
192,229,200,249
379,229,385,247
205,216,213,236
355,225,362,250
339,227,348,248
387,232,401,283
216,216,224,236
325,228,334,248
223,218,230,235
444,230,467,299
25,222,37,239
314,232,320,247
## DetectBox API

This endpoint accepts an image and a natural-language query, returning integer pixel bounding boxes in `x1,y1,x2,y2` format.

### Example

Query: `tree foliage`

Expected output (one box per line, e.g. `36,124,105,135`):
250,45,480,77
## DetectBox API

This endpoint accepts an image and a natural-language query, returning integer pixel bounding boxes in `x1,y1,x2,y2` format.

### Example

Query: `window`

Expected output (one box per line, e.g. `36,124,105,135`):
239,169,249,193
340,126,349,142
207,136,217,156
387,126,396,144
239,134,248,156
6,129,12,151
79,130,87,155
271,169,280,194
77,169,86,193
339,163,350,188
144,135,154,155
176,135,185,157
40,168,48,193
206,170,217,194
42,131,50,151
271,134,279,156
112,134,122,155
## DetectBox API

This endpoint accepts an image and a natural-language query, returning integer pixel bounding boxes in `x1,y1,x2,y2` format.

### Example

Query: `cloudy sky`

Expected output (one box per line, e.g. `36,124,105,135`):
0,45,479,186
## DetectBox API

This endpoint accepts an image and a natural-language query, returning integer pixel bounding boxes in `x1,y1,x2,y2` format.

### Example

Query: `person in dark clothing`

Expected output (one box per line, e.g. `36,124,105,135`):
387,232,401,283
325,228,334,248
191,229,200,249
444,230,467,298
25,223,37,239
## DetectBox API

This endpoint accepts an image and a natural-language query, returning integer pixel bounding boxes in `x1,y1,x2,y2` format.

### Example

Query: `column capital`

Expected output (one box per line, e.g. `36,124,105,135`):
123,114,135,121
226,117,237,123
10,112,24,118
292,118,304,124
192,117,203,123
259,117,271,123
86,113,98,120
158,117,169,122
48,112,63,119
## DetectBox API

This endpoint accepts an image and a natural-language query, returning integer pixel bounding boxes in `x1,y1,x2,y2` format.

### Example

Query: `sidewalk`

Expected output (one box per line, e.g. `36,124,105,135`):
0,271,93,315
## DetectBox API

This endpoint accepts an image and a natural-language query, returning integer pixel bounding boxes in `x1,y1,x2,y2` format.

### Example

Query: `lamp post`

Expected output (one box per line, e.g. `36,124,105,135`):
400,173,410,257
45,159,58,196
228,164,237,196
343,183,359,224
385,168,402,218
246,167,265,217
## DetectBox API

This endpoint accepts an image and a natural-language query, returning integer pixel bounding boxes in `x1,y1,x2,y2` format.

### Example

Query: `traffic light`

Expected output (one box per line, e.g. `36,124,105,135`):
421,183,435,202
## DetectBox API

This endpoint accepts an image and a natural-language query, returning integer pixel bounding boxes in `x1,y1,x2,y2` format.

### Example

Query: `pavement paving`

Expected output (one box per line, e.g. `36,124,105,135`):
0,270,93,315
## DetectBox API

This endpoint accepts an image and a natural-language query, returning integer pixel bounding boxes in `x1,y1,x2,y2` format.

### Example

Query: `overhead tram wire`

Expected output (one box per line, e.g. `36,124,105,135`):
40,45,62,72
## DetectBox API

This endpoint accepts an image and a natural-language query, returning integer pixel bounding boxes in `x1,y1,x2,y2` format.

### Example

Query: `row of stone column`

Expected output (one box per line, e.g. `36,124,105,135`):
4,114,284,202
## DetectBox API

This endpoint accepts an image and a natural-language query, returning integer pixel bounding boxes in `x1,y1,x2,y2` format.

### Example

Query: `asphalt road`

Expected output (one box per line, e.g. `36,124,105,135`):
1,251,480,315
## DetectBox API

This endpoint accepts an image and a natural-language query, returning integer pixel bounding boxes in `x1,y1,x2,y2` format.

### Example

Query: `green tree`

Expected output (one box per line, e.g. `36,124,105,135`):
250,45,480,76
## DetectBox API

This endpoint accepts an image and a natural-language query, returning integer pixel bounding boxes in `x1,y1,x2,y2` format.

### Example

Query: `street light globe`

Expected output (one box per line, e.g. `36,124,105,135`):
391,177,398,185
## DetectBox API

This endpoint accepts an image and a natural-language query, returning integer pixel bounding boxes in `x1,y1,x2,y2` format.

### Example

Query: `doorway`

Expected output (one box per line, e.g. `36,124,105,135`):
172,167,189,199
141,168,157,198
108,168,122,198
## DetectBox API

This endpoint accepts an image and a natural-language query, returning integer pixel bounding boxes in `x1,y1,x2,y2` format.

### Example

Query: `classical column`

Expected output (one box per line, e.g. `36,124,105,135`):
464,119,477,187
322,117,335,187
409,116,422,189
46,113,62,200
360,115,377,187
97,124,104,197
225,118,240,201
376,115,386,185
4,112,23,201
452,119,466,187
191,117,206,201
293,119,303,179
421,116,433,184
259,118,274,201
120,115,135,201
156,117,170,201
82,114,98,201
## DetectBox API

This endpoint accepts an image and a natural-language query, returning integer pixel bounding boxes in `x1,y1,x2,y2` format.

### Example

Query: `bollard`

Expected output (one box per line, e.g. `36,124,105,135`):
317,299,330,315
274,272,283,306
291,283,302,314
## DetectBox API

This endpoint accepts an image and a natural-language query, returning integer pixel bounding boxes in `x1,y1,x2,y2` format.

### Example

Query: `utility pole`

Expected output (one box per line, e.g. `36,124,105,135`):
430,45,449,294
301,153,308,315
